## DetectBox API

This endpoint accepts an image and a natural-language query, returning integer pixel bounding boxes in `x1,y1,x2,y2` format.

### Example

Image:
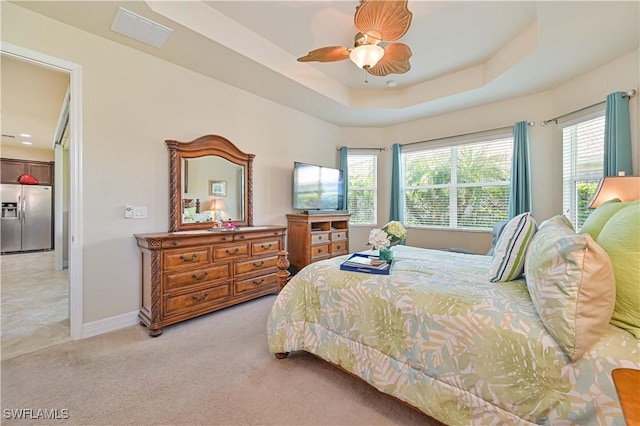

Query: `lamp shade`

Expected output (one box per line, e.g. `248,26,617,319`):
587,176,640,208
213,199,226,211
349,44,384,69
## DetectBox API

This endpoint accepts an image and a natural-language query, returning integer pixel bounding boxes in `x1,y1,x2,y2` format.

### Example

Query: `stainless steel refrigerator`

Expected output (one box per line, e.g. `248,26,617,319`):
1,184,52,253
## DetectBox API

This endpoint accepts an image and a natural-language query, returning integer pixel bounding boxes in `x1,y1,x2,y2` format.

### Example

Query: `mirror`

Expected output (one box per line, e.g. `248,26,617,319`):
182,157,244,222
166,135,253,232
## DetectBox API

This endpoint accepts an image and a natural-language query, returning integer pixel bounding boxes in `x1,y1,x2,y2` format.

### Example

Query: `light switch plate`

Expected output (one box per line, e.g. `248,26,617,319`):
124,205,133,219
133,206,148,219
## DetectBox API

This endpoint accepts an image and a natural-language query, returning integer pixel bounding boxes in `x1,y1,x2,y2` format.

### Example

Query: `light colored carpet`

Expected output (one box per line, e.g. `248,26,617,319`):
1,295,442,425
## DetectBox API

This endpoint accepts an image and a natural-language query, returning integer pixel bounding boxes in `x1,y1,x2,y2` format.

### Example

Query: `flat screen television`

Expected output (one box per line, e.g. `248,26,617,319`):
293,162,344,211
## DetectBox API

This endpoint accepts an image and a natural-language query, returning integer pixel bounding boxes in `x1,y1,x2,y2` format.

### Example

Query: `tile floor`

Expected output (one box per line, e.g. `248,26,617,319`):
1,251,70,360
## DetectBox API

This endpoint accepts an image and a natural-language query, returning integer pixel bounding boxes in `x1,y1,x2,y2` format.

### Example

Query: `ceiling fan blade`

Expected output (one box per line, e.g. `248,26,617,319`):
297,46,350,63
354,0,413,42
367,43,412,76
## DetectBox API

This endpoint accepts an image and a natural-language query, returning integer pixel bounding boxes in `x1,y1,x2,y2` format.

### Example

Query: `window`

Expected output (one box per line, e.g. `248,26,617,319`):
562,113,605,228
402,135,513,230
347,153,377,225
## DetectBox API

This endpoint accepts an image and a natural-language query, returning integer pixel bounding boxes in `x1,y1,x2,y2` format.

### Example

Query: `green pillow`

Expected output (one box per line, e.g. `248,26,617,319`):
597,200,640,338
183,207,196,218
579,198,626,240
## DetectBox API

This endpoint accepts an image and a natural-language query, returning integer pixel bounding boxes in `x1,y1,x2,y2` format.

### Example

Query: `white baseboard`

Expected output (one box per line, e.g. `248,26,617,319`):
81,310,139,339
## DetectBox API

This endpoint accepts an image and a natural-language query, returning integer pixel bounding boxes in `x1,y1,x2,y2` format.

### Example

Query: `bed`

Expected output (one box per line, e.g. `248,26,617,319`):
267,204,640,425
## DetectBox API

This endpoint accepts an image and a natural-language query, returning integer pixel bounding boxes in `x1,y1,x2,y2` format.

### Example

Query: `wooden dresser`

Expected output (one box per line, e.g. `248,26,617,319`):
286,213,351,270
134,226,287,336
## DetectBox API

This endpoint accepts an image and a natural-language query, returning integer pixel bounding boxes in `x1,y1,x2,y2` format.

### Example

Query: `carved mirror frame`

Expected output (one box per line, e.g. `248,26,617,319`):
166,134,254,232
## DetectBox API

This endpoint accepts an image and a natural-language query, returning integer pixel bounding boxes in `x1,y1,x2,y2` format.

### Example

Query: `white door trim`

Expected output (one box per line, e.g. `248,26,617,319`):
1,42,84,340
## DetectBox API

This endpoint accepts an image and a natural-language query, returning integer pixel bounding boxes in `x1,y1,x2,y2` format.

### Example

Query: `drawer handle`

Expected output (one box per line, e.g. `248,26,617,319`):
238,235,245,240
192,292,209,302
225,248,240,255
253,261,264,268
222,236,228,241
192,271,209,281
253,279,264,286
260,243,273,250
318,236,323,240
318,248,323,253
336,245,341,250
180,253,198,262
171,240,179,246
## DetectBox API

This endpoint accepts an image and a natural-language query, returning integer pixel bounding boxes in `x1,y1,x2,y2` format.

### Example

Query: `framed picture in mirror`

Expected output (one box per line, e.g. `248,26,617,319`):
209,180,227,197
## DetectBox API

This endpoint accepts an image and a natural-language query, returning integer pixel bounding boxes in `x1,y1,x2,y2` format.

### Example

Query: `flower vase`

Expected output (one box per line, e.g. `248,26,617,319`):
379,247,393,263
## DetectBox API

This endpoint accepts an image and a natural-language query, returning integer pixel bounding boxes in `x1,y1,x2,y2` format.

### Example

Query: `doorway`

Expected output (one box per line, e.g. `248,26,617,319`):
1,42,83,350
1,56,69,359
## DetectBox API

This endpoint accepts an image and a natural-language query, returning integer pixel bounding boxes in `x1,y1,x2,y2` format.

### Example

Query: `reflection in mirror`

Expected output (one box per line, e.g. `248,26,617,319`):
166,134,254,232
181,157,244,224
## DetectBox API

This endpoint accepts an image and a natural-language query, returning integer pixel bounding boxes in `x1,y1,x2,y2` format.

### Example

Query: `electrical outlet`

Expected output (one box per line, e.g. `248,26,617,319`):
124,205,133,219
133,206,148,219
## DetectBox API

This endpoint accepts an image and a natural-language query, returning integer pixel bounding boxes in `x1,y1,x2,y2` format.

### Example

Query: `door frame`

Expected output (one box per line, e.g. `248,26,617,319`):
1,42,84,340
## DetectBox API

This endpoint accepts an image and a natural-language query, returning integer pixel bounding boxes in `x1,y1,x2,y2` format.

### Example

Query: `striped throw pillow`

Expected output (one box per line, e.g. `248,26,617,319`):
488,212,537,282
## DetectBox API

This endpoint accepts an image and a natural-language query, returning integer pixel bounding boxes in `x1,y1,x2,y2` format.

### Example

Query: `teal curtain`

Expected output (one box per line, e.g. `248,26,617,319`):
604,92,632,176
340,147,349,211
389,143,403,222
508,121,532,219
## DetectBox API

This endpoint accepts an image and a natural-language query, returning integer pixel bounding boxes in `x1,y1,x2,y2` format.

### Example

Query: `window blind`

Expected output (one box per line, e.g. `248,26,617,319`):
403,137,512,229
347,154,377,225
562,114,605,228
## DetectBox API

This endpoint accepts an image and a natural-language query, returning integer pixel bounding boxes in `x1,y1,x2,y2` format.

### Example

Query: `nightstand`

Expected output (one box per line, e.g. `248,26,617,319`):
612,368,639,425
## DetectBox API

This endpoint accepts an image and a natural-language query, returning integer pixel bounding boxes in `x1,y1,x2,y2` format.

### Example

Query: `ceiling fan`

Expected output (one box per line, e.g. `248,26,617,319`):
297,0,413,77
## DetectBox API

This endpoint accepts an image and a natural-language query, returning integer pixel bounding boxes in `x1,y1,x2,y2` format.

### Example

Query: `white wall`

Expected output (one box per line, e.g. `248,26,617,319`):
3,2,638,329
2,3,341,324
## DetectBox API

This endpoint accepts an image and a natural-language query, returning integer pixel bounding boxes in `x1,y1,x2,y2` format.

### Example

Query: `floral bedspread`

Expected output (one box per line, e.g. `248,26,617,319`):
266,246,640,425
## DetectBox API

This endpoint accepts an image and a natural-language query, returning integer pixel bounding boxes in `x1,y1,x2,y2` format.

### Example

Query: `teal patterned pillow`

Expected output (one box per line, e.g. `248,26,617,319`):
488,212,537,282
524,215,616,361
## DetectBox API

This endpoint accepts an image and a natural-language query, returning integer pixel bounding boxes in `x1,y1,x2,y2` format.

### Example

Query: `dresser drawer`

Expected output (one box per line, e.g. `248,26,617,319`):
213,243,249,260
233,229,285,241
235,255,278,276
164,263,231,292
161,234,233,248
251,239,281,256
163,248,211,270
311,244,330,260
164,283,231,317
331,231,347,241
311,232,330,244
331,241,348,256
235,273,278,296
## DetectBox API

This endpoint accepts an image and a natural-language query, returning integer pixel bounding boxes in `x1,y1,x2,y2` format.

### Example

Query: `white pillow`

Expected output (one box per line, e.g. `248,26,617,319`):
488,212,537,282
525,214,616,360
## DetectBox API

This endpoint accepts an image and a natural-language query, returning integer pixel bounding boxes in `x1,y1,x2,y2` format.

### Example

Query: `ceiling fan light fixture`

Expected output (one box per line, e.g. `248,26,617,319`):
349,44,384,69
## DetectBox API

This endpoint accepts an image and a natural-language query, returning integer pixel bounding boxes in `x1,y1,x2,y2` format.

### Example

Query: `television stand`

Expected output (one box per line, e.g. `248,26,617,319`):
286,212,351,270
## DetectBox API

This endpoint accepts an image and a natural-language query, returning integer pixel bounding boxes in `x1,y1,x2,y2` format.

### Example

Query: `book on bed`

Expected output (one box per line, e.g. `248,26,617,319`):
339,253,392,274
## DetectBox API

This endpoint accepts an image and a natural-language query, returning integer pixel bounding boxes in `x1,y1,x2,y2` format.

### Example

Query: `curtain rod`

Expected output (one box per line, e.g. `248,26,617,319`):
336,146,387,151
401,121,534,148
541,89,637,126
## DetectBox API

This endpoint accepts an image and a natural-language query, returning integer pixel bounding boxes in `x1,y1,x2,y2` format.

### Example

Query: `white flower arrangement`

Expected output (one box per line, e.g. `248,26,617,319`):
367,221,408,250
